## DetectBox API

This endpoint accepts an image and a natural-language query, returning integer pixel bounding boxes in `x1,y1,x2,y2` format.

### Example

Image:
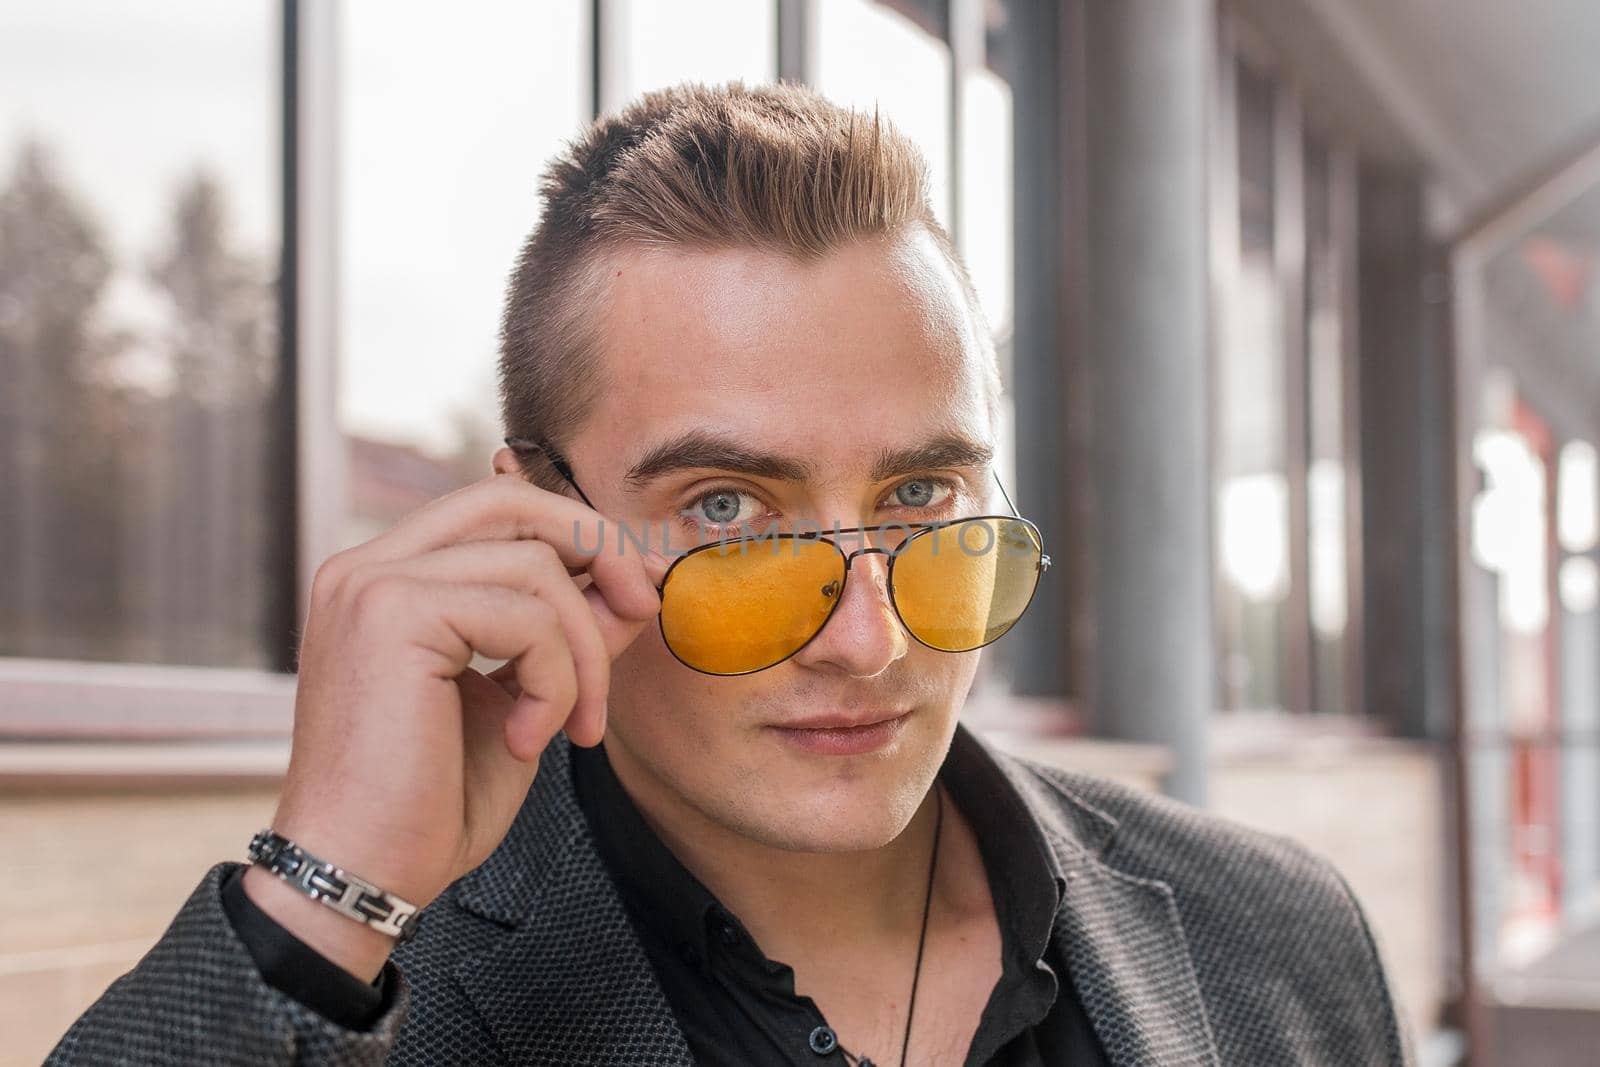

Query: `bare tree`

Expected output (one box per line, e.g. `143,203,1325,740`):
148,171,277,406
0,139,124,658
134,169,278,666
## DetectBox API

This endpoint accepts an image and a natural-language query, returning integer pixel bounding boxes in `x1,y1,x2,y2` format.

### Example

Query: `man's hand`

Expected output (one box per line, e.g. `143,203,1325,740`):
242,472,669,982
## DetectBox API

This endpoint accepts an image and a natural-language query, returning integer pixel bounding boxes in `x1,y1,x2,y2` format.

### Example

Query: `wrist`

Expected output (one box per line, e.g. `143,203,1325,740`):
267,813,444,908
241,827,425,984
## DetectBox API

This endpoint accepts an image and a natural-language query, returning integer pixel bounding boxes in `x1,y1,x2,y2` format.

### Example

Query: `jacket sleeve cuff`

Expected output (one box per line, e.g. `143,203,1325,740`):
47,862,410,1066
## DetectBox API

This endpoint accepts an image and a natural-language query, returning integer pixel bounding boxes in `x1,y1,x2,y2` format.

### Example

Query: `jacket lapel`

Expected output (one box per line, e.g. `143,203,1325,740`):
449,734,695,1066
970,728,1222,1067
1049,846,1222,1066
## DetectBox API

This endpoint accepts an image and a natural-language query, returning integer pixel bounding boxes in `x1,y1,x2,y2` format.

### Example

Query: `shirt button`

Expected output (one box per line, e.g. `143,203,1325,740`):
715,921,740,948
808,1025,838,1055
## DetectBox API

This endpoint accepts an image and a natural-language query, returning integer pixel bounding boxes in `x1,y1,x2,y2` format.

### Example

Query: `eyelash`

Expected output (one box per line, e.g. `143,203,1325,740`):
677,476,966,534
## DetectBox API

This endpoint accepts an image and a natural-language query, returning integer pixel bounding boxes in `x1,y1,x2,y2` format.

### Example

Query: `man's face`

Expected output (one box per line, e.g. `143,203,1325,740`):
567,226,995,854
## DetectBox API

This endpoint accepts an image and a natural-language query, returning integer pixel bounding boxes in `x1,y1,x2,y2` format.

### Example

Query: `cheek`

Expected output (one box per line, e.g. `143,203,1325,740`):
606,626,740,753
946,647,983,688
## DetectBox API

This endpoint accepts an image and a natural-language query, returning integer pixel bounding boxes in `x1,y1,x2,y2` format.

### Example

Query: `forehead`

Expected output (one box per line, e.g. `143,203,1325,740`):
580,227,993,487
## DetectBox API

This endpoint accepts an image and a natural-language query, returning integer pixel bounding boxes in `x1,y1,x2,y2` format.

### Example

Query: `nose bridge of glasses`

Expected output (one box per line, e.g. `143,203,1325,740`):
821,519,919,558
841,544,893,570
821,544,900,637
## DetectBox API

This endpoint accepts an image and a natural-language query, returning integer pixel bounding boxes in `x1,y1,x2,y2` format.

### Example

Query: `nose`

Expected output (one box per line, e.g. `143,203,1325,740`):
790,549,909,677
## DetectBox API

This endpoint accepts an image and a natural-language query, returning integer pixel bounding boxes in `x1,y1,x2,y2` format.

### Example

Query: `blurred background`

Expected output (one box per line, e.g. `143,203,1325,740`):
1,1,1597,1064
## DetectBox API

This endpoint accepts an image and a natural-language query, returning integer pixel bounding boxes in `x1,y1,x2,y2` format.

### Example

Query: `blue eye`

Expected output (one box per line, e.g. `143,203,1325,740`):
678,476,962,536
695,488,745,526
894,479,941,508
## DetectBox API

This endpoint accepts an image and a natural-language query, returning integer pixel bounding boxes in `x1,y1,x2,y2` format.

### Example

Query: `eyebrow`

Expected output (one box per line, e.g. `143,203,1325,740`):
620,430,995,493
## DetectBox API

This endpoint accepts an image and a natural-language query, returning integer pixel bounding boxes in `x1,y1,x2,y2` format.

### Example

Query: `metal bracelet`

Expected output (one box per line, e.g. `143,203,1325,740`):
246,829,421,943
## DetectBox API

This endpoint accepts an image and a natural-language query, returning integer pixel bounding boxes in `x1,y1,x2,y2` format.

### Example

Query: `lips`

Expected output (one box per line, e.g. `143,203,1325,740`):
775,709,909,730
768,710,910,756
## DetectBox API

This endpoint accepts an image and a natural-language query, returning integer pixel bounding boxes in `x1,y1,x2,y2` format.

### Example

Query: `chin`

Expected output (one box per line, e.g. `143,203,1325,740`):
739,767,925,854
756,811,905,854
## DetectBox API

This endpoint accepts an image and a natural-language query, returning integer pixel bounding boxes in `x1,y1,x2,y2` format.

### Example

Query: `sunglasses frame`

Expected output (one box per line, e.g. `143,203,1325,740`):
657,514,1050,675
504,435,1052,676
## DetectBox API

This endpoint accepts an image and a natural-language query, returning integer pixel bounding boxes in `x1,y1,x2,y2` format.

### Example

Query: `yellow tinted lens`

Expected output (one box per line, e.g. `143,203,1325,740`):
660,537,845,674
890,518,1041,652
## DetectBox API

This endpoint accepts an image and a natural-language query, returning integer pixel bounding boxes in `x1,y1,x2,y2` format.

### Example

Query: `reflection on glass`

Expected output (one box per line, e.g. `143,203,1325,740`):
340,1,587,546
0,1,281,668
816,0,953,231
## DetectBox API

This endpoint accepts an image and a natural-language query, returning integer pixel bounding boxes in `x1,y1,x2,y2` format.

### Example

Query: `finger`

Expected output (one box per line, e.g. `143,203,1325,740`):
583,580,661,663
373,540,615,737
329,473,670,622
399,580,581,760
505,634,583,760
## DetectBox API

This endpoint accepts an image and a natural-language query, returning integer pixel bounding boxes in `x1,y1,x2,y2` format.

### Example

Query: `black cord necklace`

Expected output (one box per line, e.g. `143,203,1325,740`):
839,783,944,1067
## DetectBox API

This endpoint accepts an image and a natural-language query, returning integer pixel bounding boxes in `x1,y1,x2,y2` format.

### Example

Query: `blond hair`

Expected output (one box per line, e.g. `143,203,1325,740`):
498,79,996,491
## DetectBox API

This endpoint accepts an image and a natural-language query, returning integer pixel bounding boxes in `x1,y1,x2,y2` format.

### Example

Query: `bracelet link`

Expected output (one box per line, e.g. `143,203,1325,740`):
247,829,421,942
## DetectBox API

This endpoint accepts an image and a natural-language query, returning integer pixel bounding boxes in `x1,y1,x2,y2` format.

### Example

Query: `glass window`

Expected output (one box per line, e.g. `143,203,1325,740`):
1304,134,1350,715
959,42,1014,341
614,0,775,100
0,1,283,668
956,2,1023,697
815,0,954,232
1215,57,1289,712
961,5,1016,510
1466,174,1600,964
1557,439,1597,556
339,1,589,546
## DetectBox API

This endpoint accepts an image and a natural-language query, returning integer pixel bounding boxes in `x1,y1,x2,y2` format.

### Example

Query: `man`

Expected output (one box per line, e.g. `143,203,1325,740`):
50,81,1411,1066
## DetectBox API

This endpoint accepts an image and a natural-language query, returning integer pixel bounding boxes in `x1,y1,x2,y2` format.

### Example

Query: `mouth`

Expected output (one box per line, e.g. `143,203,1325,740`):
776,709,909,730
766,709,912,756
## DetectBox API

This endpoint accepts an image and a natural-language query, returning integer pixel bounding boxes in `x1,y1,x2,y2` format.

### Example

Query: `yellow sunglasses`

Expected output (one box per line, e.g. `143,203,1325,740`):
505,437,1050,676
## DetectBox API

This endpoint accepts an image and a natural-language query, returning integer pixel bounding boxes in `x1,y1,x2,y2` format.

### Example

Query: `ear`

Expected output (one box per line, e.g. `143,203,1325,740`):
491,446,522,477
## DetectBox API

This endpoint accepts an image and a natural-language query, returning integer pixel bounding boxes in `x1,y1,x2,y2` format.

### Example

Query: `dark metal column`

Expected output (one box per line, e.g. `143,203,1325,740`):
1081,0,1216,804
1004,0,1075,704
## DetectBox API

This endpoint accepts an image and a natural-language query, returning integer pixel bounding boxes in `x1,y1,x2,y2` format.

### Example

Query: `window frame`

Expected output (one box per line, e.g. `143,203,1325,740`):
1,0,1038,743
0,0,328,741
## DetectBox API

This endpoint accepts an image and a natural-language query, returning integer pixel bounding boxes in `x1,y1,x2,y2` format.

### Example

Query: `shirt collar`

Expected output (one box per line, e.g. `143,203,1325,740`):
945,726,1069,974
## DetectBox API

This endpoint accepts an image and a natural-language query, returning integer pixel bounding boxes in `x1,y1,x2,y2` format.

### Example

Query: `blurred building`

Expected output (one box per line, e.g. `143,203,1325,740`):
3,2,1599,1065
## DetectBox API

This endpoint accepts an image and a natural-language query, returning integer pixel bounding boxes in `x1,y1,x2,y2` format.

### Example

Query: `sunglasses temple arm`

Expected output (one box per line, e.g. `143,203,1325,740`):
993,468,1050,571
505,436,598,510
546,453,597,510
992,467,1021,518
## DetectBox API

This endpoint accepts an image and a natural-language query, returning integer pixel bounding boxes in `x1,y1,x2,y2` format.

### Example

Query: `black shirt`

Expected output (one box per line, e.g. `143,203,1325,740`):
219,864,394,1029
568,737,1110,1066
225,735,1110,1065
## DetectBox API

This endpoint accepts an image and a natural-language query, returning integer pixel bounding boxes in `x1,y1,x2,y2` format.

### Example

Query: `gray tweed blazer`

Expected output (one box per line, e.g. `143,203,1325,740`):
48,723,1414,1066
